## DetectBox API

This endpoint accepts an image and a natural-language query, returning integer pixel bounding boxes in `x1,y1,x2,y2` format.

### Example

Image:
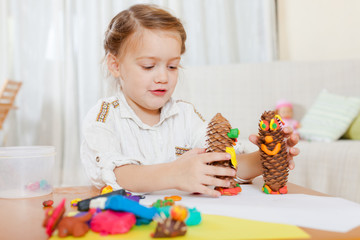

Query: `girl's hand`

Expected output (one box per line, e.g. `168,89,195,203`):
172,148,236,198
248,126,300,170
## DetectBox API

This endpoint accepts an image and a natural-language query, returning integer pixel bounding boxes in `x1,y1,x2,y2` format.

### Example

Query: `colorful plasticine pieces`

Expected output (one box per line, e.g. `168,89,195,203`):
262,184,288,194
77,189,127,211
43,198,66,237
43,191,205,238
153,204,202,226
215,184,242,196
27,179,51,191
152,199,175,208
152,205,189,238
70,198,82,207
90,195,157,220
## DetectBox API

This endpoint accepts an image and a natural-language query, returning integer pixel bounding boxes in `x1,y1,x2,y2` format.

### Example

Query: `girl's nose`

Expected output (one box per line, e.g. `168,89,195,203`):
154,67,168,84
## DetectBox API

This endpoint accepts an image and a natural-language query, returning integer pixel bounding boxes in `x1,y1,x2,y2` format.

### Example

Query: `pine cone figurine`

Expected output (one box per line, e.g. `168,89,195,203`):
206,113,241,196
258,111,289,194
152,206,188,238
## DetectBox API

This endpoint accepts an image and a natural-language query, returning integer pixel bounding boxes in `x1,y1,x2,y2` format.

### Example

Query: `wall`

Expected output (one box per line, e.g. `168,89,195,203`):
278,0,360,61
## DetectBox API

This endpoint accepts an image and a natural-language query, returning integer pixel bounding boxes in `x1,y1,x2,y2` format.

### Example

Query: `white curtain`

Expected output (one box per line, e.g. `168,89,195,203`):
0,0,277,186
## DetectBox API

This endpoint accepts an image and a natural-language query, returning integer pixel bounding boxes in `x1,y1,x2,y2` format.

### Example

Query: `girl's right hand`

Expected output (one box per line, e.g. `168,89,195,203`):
171,148,236,197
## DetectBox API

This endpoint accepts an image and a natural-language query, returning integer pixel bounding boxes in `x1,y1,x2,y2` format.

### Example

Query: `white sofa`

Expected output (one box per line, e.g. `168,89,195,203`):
175,60,360,203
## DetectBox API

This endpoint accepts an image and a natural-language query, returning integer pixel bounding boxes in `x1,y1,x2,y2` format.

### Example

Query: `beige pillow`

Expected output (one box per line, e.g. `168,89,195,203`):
299,90,360,142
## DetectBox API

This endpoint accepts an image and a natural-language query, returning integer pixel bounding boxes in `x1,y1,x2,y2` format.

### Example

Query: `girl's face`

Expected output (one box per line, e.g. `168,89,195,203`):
118,29,181,114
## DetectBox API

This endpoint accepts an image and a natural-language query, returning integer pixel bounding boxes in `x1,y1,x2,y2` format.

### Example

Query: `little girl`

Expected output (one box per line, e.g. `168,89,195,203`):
81,4,299,197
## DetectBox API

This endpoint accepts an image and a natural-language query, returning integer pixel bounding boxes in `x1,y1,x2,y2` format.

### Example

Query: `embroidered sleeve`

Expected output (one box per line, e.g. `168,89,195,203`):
81,100,141,190
96,102,111,123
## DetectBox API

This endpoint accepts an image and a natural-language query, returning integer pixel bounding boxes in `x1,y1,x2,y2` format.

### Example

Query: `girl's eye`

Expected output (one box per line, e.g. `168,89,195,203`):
142,66,154,70
259,120,269,131
168,65,178,70
270,118,279,131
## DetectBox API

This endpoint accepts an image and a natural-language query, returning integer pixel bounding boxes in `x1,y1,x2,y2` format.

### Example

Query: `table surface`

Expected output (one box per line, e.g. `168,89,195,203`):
0,178,359,240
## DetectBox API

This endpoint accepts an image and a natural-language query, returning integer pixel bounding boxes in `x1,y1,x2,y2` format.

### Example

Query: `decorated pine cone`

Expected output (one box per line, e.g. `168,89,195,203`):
206,113,240,192
206,113,234,168
152,218,187,238
258,111,289,194
152,206,188,238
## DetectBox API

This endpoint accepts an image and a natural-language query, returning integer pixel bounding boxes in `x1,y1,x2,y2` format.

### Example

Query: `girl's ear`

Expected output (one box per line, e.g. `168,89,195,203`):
107,53,121,78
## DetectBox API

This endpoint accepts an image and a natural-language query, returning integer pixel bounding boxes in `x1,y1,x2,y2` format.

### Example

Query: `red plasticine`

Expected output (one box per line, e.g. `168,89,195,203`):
90,210,136,235
216,186,242,196
43,198,66,236
43,200,54,207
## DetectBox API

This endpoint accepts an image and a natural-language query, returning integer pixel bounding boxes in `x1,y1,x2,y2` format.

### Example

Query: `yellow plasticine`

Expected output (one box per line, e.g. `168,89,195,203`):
274,114,284,125
269,118,278,130
70,198,82,206
67,211,79,217
259,120,269,130
50,214,310,240
226,147,237,168
101,185,113,195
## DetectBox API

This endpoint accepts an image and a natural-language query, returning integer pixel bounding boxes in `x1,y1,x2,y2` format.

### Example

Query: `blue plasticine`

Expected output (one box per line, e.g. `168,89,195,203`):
186,208,202,226
135,217,153,226
104,195,158,220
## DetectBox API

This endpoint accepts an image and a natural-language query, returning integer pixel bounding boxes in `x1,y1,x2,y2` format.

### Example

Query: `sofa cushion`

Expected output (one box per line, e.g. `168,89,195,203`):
298,90,360,142
343,113,360,140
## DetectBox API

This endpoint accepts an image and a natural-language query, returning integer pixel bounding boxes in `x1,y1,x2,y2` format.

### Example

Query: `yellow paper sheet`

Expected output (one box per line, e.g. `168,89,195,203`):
51,214,310,240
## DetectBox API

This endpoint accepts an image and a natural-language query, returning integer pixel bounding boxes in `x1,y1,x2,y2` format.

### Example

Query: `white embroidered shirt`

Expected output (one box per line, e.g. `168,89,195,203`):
81,91,244,190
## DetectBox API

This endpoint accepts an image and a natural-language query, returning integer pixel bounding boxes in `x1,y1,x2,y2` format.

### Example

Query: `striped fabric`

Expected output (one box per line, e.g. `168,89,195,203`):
288,139,360,203
299,90,360,141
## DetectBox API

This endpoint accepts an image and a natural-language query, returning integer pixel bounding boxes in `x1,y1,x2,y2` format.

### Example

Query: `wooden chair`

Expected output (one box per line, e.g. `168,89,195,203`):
0,80,22,129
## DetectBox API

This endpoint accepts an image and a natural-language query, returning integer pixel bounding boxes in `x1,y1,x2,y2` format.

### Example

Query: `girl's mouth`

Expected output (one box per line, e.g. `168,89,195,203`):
150,89,167,96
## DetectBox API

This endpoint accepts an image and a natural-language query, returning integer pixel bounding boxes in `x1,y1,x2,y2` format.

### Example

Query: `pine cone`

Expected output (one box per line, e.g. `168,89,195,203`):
152,218,187,238
206,113,236,187
258,111,289,192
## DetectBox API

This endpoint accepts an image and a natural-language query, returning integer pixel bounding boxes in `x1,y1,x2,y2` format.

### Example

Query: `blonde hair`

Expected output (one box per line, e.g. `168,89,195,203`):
104,4,186,59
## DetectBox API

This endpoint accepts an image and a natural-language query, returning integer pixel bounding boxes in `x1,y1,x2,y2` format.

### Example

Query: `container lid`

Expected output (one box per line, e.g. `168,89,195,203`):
0,146,55,158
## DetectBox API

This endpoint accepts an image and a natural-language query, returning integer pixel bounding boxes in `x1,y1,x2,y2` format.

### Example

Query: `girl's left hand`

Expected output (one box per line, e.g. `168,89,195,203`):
249,126,300,170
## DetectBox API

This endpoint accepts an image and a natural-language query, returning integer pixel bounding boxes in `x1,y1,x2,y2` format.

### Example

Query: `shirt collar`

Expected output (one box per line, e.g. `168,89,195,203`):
116,91,179,130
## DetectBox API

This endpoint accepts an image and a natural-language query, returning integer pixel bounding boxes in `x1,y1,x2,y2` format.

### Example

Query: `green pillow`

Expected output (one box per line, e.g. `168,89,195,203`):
298,90,360,142
343,114,360,140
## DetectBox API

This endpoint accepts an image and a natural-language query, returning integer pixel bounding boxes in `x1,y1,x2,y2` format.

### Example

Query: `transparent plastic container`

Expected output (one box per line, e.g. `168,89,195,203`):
0,146,55,198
